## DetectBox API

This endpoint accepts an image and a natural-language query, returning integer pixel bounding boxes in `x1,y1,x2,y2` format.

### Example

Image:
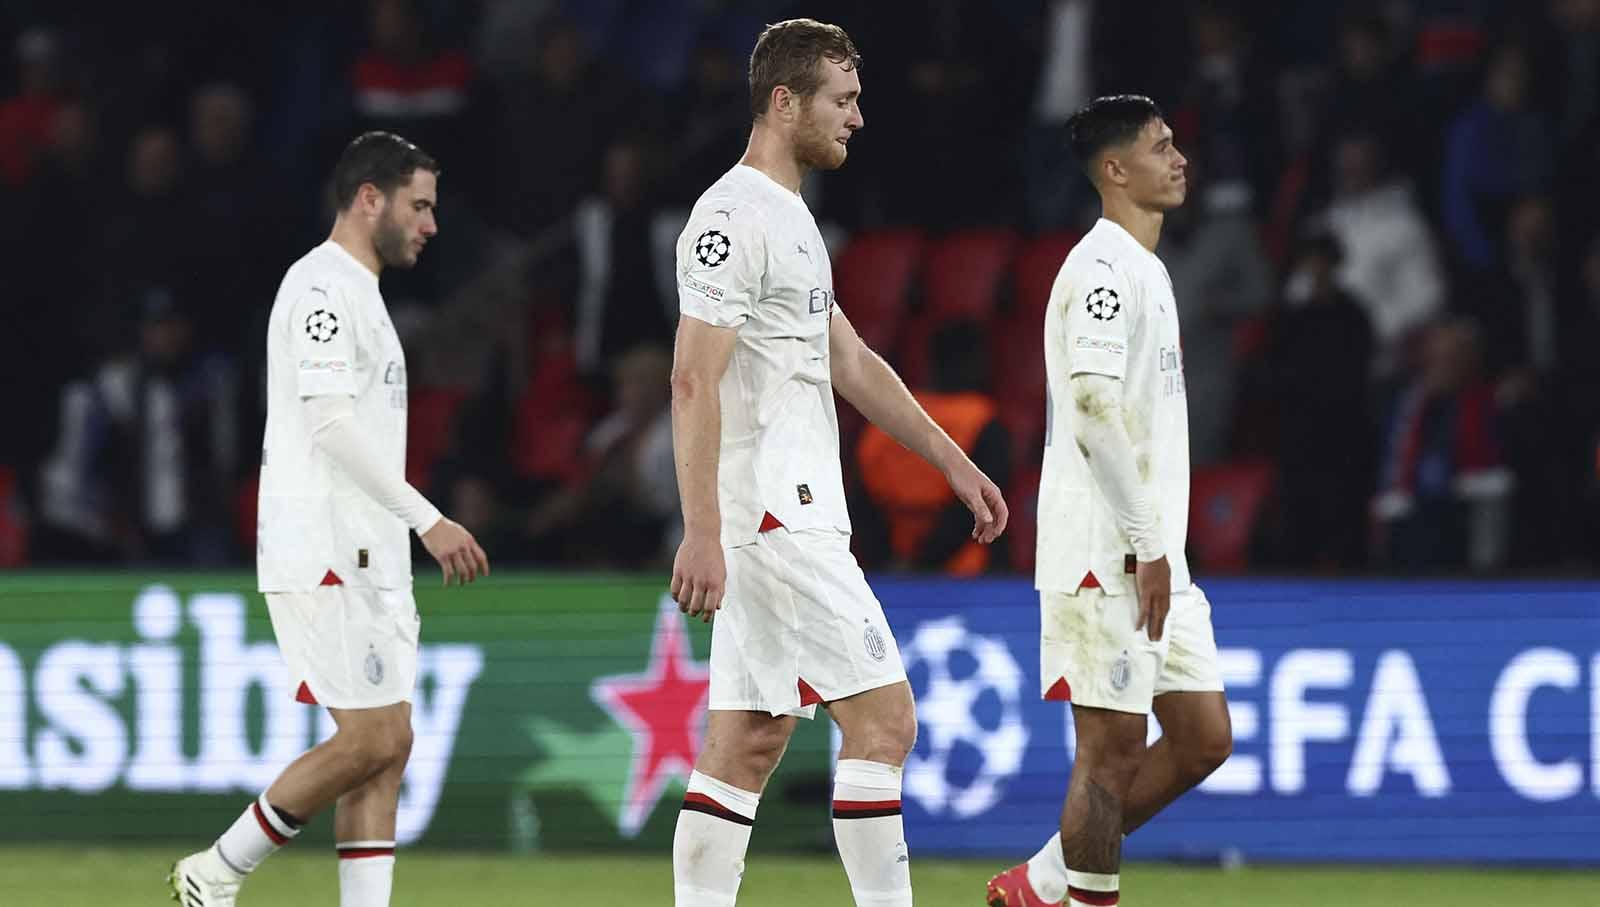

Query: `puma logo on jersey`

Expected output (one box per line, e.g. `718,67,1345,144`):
795,242,811,260
714,207,736,220
1095,258,1114,271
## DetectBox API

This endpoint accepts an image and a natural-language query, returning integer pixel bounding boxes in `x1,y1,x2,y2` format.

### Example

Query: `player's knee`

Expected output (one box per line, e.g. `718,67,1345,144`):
344,721,412,776
849,710,917,766
741,722,789,775
1184,729,1232,782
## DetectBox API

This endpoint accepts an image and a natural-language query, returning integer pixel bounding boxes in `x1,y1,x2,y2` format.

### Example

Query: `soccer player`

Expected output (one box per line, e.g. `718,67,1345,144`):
169,131,489,907
668,19,1008,907
985,96,1234,907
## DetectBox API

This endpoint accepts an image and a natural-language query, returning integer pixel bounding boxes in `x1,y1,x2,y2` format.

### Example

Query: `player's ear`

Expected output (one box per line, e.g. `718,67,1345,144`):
771,84,795,121
1102,153,1128,188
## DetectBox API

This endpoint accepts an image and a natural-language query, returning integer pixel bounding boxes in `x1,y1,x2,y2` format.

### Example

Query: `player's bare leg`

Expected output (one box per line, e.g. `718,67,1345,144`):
992,693,1230,905
1056,705,1145,906
827,681,917,907
1122,691,1231,832
330,704,413,907
673,709,796,906
170,703,414,906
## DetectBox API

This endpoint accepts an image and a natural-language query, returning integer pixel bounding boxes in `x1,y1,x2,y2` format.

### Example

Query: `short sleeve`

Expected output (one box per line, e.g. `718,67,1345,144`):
289,283,358,397
676,203,765,329
1061,261,1139,381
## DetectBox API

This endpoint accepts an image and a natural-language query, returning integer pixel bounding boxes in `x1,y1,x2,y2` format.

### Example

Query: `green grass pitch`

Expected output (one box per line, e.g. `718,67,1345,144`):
7,846,1596,906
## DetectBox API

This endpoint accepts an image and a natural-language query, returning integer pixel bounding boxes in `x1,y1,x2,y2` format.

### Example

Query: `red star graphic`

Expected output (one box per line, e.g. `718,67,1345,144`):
591,596,711,836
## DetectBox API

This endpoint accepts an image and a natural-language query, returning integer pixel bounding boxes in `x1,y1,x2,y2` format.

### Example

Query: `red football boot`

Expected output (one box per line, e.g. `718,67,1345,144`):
985,863,1061,907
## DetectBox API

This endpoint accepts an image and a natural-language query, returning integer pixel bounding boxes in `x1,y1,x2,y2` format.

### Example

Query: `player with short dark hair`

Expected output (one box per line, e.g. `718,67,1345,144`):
986,96,1234,907
169,131,488,907
669,18,1007,907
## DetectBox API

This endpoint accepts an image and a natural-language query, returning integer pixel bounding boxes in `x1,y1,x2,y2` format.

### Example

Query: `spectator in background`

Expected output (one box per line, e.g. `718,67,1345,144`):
1170,3,1278,210
483,17,622,237
855,321,1010,574
1262,232,1374,568
1023,0,1097,229
1373,318,1510,570
1161,162,1274,465
1564,234,1600,563
4,101,104,472
660,36,749,208
1532,0,1600,145
36,291,238,565
1468,195,1558,379
523,344,674,567
1441,42,1553,274
571,137,674,379
1317,130,1446,372
0,26,67,189
1316,14,1415,176
350,0,476,173
180,82,285,354
102,126,188,349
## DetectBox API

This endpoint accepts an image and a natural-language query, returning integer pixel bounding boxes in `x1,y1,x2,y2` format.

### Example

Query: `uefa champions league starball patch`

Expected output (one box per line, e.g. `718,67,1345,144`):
1086,287,1122,321
694,229,732,267
305,308,340,342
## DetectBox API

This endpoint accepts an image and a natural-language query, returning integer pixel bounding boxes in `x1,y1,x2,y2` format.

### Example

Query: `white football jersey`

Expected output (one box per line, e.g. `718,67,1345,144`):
675,165,850,548
258,241,412,592
1037,218,1192,596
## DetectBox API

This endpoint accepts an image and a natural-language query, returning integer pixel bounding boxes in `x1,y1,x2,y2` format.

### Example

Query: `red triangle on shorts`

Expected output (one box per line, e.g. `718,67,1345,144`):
319,569,343,586
294,681,320,705
797,678,824,706
1079,571,1100,589
1044,677,1073,701
758,511,785,533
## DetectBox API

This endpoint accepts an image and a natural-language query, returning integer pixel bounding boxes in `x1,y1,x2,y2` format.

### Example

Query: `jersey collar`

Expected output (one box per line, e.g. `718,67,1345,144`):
320,240,381,288
1095,217,1154,261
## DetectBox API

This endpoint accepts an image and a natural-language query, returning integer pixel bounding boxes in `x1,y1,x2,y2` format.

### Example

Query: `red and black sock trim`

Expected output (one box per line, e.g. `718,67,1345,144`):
1068,886,1120,906
251,801,289,846
337,844,396,860
681,792,754,826
831,798,902,820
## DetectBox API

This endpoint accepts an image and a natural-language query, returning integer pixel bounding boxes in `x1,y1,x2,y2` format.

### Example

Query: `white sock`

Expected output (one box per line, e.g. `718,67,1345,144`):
674,771,760,907
1066,868,1119,906
338,841,396,907
832,759,912,907
1026,832,1069,902
214,793,302,877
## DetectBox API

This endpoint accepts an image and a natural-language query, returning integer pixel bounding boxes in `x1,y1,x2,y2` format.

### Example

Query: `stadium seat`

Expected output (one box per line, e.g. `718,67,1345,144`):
406,388,469,491
1188,459,1276,573
833,228,926,356
234,475,258,555
896,229,1020,386
512,407,590,484
1012,231,1083,318
922,228,1021,321
0,465,26,567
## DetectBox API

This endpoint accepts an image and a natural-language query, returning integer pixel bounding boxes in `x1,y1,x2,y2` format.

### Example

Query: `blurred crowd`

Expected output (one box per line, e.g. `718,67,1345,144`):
3,0,1599,576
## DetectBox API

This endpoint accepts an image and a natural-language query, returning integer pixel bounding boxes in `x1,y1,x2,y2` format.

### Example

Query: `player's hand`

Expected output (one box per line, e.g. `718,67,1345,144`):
1135,555,1171,642
671,530,726,623
421,517,490,586
945,460,1009,545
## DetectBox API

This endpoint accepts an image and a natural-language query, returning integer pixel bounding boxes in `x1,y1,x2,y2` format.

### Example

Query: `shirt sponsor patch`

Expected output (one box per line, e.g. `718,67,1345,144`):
299,358,351,371
1074,337,1127,355
682,274,726,301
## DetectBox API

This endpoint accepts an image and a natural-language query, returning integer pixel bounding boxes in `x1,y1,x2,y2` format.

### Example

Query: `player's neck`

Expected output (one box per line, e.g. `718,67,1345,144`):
1100,196,1164,252
328,221,383,277
739,126,807,194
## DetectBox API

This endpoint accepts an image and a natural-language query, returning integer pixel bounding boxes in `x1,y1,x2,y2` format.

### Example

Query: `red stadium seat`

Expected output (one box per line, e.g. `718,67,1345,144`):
922,228,1021,321
1013,231,1083,320
234,475,258,555
0,465,26,567
897,229,1020,386
406,388,469,491
1189,460,1276,573
834,229,926,356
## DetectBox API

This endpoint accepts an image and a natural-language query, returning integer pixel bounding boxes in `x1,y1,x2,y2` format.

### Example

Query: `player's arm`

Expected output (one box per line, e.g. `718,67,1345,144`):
829,309,1007,544
670,207,761,621
669,314,737,621
1060,270,1168,638
290,289,486,585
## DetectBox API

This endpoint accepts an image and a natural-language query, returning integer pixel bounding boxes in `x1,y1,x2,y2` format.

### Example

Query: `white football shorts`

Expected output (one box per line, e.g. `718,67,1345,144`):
1039,584,1223,714
264,585,421,710
710,527,907,719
